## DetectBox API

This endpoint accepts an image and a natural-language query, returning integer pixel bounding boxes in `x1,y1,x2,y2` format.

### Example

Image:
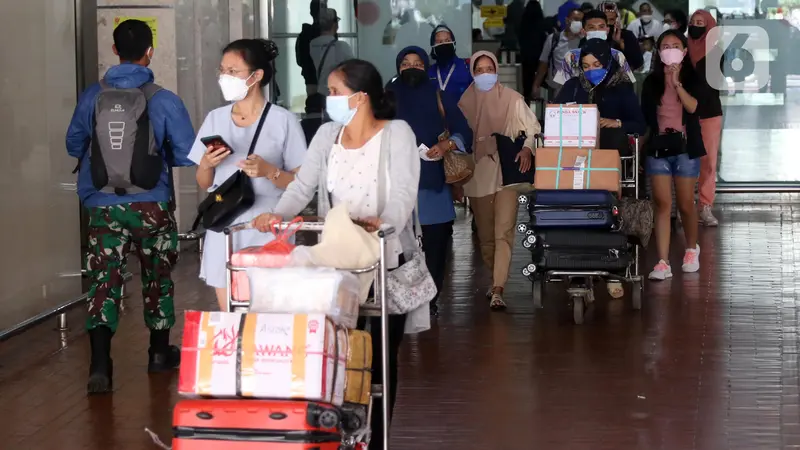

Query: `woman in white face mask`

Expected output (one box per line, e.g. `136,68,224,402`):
187,39,308,310
252,58,420,450
458,51,541,310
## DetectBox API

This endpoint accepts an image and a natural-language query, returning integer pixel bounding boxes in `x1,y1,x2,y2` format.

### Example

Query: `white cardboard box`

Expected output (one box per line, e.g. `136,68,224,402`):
179,311,347,405
543,104,600,148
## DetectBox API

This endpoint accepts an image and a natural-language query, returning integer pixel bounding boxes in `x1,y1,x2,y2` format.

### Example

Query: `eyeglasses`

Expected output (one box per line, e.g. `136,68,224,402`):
602,3,617,11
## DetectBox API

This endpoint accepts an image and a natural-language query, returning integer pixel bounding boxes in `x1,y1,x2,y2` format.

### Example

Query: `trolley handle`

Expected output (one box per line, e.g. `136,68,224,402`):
223,219,397,237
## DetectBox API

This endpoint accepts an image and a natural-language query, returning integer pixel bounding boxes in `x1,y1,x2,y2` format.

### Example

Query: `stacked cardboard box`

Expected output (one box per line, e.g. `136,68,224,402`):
535,104,621,194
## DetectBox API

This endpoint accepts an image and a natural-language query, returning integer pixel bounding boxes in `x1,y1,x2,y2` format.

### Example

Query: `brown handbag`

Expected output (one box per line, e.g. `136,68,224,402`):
435,90,475,185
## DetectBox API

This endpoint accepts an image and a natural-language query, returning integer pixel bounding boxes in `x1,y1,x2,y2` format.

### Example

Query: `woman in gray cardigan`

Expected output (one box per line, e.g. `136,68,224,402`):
252,59,419,450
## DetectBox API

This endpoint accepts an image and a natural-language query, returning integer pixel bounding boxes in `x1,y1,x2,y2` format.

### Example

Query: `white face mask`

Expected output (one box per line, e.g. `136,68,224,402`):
641,14,652,22
586,30,608,40
218,73,256,102
569,21,583,34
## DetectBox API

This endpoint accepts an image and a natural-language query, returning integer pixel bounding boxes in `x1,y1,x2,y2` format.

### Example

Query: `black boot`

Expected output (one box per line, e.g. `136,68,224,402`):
148,329,181,373
87,326,114,395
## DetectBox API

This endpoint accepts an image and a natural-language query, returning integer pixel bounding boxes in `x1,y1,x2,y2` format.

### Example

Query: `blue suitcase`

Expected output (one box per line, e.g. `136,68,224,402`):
518,190,619,229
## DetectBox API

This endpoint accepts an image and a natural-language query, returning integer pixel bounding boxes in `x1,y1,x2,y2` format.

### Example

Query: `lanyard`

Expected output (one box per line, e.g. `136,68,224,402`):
437,63,456,91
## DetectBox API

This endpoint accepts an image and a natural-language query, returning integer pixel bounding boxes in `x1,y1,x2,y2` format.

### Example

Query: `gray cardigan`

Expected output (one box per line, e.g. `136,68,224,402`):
272,120,421,257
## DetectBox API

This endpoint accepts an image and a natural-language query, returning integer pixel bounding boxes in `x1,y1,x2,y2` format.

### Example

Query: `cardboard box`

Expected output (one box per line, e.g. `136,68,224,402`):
344,329,372,405
534,147,621,193
543,104,599,148
179,311,347,405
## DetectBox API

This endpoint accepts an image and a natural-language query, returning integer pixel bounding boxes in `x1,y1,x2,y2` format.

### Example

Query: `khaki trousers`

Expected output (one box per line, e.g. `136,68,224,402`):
469,189,520,289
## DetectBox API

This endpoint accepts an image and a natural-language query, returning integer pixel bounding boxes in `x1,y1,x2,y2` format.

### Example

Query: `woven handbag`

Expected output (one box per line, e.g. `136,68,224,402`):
435,90,474,185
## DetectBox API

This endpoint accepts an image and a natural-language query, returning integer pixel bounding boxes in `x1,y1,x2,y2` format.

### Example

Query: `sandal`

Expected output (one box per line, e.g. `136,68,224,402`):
607,281,625,299
489,293,507,311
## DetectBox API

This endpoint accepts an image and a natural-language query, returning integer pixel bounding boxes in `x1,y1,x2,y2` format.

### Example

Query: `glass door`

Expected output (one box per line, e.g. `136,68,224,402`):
266,0,358,112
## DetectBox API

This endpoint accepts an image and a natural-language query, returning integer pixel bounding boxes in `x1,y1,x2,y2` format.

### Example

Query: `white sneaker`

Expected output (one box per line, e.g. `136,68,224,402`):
649,260,673,280
698,205,719,227
681,245,701,273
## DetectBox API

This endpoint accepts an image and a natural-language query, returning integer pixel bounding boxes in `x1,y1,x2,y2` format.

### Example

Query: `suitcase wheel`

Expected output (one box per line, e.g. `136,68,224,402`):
521,263,537,277
318,410,340,429
517,222,528,234
518,194,528,205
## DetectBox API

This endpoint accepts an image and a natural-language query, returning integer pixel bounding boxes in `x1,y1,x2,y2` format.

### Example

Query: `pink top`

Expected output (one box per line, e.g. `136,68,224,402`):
657,82,685,133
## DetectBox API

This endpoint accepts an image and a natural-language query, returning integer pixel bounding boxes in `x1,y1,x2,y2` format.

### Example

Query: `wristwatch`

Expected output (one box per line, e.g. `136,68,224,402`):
269,168,281,181
616,119,622,127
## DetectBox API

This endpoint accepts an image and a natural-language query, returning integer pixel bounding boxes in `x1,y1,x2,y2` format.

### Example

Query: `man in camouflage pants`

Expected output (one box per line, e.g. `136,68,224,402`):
66,20,196,394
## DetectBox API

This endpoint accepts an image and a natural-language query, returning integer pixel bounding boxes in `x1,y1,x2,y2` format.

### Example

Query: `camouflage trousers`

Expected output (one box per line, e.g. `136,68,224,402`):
85,202,179,333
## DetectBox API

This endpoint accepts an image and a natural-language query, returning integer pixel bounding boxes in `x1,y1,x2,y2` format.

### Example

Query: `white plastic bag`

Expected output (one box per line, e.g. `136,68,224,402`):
246,267,360,329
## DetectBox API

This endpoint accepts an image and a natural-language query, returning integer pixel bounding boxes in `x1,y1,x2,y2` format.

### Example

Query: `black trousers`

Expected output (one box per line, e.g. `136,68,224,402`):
357,313,407,450
521,60,538,102
421,221,454,306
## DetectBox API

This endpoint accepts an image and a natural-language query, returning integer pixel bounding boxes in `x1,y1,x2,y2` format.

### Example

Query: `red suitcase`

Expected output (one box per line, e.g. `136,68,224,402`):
172,399,342,449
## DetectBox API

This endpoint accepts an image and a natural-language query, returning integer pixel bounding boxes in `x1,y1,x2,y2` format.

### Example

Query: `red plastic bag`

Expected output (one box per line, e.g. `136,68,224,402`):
231,217,303,301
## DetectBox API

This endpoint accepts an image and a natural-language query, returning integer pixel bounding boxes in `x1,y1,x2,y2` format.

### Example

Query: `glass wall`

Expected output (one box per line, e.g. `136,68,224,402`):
0,0,83,329
270,0,358,112
690,0,800,184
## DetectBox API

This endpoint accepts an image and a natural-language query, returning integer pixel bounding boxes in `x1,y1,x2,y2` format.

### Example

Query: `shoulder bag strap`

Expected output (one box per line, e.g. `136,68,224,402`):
247,102,272,156
434,89,449,134
548,31,560,74
316,39,338,83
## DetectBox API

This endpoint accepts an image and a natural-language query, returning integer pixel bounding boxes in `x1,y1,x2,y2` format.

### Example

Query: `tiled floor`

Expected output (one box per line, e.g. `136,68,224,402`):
1,198,799,449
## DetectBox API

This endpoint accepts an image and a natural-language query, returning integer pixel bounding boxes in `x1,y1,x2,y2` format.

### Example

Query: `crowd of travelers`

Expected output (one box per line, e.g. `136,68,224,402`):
65,2,723,447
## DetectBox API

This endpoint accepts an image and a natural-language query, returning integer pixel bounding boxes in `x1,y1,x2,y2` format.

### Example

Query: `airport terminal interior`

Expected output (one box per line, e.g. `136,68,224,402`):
2,0,800,449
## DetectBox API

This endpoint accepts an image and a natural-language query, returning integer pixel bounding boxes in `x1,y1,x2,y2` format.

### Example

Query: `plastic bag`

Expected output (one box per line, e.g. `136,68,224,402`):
247,267,360,329
231,217,303,302
230,217,303,268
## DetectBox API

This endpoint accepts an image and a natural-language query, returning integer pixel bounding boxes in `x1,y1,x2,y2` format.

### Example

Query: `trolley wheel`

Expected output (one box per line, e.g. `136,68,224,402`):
573,296,586,325
533,277,544,309
632,281,643,310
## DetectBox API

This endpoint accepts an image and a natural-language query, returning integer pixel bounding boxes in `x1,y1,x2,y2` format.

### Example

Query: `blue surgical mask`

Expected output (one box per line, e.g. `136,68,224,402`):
474,73,498,92
584,68,608,85
325,94,358,126
586,30,608,40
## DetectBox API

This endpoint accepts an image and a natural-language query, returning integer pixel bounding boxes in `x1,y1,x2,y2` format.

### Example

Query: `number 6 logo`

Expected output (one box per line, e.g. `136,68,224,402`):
705,26,770,91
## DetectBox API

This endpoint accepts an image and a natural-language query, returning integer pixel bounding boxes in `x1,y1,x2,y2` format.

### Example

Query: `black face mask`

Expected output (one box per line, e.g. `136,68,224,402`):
688,25,706,40
400,68,428,87
432,43,456,61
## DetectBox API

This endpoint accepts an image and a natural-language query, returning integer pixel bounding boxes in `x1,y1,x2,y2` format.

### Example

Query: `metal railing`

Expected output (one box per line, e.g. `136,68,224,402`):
0,231,205,344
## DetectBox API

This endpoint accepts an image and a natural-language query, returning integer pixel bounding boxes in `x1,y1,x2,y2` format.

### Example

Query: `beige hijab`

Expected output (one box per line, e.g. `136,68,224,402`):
458,50,522,162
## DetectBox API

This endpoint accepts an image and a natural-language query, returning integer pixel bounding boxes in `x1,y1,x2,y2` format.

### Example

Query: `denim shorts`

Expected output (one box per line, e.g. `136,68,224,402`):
646,154,700,178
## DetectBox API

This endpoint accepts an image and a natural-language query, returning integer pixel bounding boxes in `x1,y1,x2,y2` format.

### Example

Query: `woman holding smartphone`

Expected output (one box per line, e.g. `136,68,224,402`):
188,39,307,310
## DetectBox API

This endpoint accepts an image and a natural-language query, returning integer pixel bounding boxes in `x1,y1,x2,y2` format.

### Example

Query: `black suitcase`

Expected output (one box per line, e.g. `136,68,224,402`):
527,229,631,272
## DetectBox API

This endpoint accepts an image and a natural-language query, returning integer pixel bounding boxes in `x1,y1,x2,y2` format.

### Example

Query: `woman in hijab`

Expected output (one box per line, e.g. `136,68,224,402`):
554,39,646,139
459,51,541,311
386,46,473,317
554,38,645,299
687,9,723,227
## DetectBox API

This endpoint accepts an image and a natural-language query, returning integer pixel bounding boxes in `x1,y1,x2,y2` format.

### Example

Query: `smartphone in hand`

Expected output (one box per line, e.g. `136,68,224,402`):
200,135,234,153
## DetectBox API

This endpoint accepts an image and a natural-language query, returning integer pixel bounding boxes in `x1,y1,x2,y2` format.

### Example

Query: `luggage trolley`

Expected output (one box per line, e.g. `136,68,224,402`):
517,134,644,324
223,220,395,450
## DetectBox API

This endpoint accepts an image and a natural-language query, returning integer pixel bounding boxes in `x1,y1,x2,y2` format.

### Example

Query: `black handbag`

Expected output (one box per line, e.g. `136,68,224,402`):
191,103,271,232
648,129,686,159
494,131,534,187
